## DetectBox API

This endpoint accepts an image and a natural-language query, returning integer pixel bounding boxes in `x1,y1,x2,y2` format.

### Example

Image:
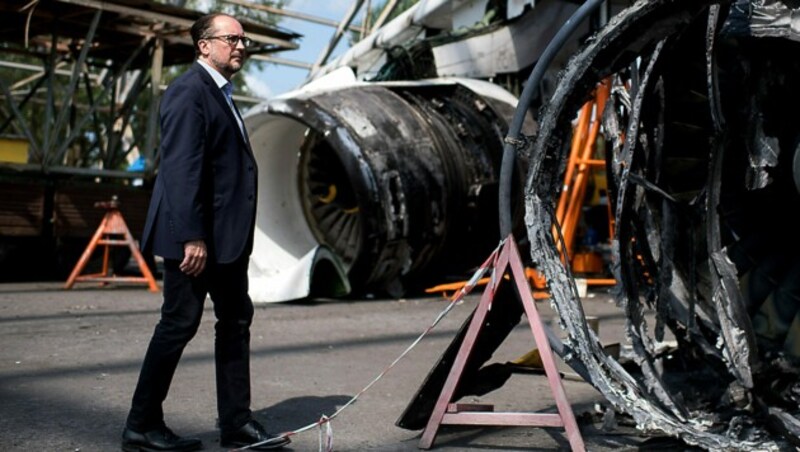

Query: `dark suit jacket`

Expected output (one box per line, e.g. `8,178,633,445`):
141,62,258,264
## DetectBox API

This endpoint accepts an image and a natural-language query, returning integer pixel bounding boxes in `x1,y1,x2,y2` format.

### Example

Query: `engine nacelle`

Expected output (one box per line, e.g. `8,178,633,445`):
244,75,533,302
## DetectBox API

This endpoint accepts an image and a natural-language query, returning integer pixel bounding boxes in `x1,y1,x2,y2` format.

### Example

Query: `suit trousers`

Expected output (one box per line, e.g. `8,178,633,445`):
126,255,254,433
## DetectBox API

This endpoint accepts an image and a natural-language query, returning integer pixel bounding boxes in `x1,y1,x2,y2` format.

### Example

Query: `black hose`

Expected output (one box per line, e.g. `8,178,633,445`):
497,0,607,385
498,0,607,237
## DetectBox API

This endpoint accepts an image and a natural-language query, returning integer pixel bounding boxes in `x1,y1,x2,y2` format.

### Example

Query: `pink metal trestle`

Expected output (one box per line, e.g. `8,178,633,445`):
419,235,585,451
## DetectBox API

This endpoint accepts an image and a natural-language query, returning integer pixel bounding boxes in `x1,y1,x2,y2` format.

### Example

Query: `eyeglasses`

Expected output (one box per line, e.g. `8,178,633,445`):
204,34,251,47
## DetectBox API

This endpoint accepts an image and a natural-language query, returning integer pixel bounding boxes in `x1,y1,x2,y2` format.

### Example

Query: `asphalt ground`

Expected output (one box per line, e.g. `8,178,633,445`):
0,280,671,451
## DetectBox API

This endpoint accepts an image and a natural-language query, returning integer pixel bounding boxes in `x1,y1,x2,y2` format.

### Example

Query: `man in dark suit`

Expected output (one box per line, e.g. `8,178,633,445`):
122,12,289,452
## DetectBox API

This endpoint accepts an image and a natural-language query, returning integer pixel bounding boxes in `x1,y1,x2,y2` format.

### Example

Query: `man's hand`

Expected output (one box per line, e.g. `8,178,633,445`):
180,240,207,276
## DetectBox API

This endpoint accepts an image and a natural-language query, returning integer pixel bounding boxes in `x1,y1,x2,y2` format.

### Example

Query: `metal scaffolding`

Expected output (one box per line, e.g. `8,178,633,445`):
0,0,300,279
0,0,299,178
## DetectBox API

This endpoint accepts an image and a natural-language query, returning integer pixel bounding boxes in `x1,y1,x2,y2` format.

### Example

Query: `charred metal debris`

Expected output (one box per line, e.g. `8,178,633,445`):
525,0,800,449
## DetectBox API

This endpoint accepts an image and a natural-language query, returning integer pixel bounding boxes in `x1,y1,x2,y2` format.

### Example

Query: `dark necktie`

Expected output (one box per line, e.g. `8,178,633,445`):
222,82,247,140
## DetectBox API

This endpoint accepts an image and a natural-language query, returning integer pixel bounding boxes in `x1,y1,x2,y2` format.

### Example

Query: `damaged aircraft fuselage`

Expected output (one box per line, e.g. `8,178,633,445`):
244,0,800,449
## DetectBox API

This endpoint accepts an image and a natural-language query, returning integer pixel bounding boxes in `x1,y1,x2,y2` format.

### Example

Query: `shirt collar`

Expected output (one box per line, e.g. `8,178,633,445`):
197,60,230,91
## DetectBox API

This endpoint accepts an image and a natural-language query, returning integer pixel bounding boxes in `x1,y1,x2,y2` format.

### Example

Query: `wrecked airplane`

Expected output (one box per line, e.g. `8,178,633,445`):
523,0,800,449
242,0,581,302
245,0,800,449
245,78,534,301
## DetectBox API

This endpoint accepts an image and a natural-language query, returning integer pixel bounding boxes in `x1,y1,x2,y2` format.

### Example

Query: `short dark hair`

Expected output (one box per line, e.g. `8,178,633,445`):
190,12,232,57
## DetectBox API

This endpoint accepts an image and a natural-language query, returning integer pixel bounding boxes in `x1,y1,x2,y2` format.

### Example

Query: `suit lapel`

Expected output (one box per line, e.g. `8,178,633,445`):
192,63,253,154
230,100,252,145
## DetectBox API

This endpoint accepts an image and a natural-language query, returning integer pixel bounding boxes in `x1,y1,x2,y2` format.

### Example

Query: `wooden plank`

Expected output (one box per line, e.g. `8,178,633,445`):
0,181,46,236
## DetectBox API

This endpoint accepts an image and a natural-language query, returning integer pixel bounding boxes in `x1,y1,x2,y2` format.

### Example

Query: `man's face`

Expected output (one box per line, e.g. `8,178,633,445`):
198,15,247,79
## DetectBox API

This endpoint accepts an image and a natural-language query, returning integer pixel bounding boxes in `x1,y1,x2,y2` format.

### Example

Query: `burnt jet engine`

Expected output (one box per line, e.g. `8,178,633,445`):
244,77,533,302
240,0,581,302
524,0,800,449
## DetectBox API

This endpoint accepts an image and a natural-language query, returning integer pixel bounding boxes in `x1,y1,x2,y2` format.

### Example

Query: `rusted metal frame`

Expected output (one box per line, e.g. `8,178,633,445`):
58,0,297,50
0,76,42,161
80,74,112,166
46,9,101,167
0,72,47,135
52,37,148,167
0,106,15,135
419,239,585,451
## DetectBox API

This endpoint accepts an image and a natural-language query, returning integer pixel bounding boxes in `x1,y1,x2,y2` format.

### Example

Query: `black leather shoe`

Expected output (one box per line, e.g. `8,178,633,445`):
121,426,202,451
220,420,290,450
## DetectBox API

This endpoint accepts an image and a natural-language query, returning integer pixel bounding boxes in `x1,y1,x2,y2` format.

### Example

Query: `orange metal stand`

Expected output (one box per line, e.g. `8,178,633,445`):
425,80,617,299
555,79,611,261
554,78,617,288
64,197,159,292
419,235,585,451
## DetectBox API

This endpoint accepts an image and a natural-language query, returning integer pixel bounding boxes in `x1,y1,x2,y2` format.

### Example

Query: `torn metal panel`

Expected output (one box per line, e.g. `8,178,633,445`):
313,0,582,82
432,0,585,78
723,0,800,41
